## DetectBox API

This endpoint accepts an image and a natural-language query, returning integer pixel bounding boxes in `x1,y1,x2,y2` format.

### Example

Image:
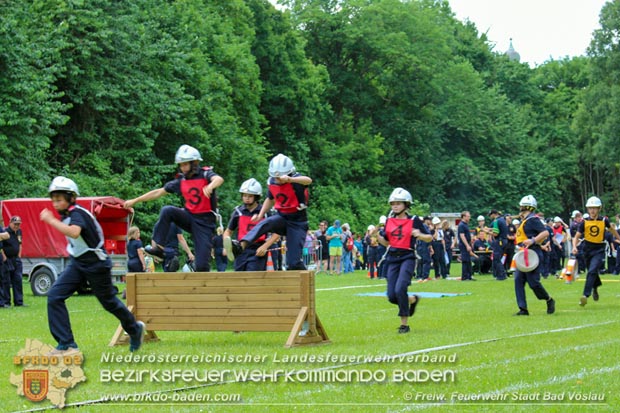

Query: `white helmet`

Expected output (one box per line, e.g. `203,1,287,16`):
553,216,562,223
48,176,79,196
585,196,602,208
583,213,590,219
432,217,441,225
379,215,387,225
477,215,485,222
175,144,202,163
519,195,537,209
239,178,262,196
571,210,581,218
367,225,376,232
512,219,520,225
388,187,412,204
268,154,296,177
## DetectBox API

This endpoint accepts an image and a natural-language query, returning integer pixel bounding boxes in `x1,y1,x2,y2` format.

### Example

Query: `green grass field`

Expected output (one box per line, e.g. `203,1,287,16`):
3,269,619,412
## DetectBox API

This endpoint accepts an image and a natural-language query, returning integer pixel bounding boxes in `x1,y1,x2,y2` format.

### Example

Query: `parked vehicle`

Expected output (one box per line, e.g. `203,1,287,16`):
1,197,131,296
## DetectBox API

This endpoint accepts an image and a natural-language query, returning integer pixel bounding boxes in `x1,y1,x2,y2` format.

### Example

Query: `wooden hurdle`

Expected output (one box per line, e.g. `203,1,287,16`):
109,270,330,348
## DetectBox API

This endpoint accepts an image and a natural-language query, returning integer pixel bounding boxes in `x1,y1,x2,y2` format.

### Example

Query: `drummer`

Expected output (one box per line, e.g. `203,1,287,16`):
513,195,556,316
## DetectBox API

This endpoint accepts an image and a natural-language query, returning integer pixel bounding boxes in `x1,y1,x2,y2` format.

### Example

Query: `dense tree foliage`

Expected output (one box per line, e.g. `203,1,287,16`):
575,0,620,208
0,0,616,239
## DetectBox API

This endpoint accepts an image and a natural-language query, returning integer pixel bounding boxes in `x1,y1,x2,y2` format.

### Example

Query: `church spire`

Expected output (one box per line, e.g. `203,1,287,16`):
506,38,521,62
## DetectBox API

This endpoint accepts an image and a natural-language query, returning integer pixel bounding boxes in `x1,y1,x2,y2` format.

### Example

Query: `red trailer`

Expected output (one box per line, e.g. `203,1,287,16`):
1,197,131,296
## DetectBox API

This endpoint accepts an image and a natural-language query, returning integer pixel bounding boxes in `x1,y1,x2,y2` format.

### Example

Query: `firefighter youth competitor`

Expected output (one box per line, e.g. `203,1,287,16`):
41,177,145,354
513,195,556,316
223,178,280,271
376,188,431,334
124,145,224,272
571,196,620,307
227,154,311,271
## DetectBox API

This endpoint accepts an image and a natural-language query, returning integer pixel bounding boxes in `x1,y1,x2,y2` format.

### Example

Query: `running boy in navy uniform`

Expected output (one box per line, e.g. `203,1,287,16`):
41,177,145,355
513,195,556,316
375,188,432,334
124,145,223,272
228,154,311,271
224,178,280,271
572,196,620,306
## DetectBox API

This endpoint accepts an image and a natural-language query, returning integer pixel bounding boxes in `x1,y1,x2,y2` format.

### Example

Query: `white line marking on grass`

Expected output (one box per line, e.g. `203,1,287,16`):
317,284,384,291
26,320,616,412
378,320,618,360
459,338,619,373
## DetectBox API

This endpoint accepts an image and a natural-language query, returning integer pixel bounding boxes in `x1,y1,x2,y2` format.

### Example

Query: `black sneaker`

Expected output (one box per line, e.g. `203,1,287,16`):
515,309,529,316
233,240,243,255
546,298,555,314
398,325,410,334
129,321,145,352
144,245,165,259
409,295,420,316
593,289,599,301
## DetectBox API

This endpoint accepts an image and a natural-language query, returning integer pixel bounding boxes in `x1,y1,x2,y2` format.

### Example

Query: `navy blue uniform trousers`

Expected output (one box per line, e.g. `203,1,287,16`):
47,257,140,348
234,247,268,271
460,248,473,280
3,257,23,305
583,247,604,297
491,239,507,280
514,249,551,310
385,253,416,317
241,214,307,270
153,206,215,272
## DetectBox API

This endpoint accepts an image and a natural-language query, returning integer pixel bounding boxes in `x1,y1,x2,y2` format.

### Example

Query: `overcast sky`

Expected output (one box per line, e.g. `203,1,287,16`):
268,0,608,66
448,0,608,66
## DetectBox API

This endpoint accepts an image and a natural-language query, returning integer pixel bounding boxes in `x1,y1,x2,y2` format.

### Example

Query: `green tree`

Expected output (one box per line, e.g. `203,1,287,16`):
0,1,68,196
574,0,620,209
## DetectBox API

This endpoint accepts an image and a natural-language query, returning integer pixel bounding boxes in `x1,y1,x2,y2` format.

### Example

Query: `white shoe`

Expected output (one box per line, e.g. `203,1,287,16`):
47,347,81,357
223,236,235,262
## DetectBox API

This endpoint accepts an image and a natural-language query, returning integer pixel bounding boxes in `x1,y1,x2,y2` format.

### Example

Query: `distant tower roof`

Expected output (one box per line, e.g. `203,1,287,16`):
506,38,520,62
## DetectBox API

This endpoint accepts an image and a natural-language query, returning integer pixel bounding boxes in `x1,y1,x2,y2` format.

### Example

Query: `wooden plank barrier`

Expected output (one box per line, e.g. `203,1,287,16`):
109,270,330,348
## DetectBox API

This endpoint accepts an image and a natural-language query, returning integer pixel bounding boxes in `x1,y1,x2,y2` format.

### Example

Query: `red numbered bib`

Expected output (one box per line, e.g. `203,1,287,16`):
238,215,266,242
385,218,413,249
181,178,212,214
269,183,299,213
